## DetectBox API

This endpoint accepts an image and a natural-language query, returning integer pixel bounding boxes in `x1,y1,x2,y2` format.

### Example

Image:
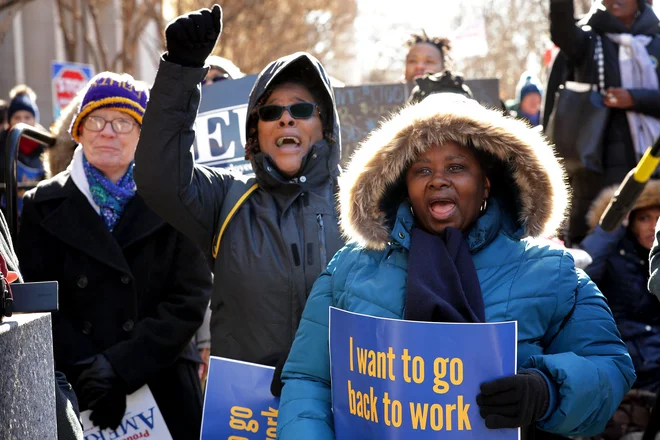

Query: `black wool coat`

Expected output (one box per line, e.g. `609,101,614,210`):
17,171,212,439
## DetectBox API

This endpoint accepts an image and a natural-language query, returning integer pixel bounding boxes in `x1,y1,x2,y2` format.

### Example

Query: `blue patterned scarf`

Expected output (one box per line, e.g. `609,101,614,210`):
82,154,136,231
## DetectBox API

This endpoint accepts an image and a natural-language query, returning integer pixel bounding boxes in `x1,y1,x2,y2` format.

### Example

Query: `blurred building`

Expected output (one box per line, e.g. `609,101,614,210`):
0,0,159,128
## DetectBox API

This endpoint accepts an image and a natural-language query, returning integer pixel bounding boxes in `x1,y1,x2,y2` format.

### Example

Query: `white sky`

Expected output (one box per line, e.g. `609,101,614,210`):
351,0,459,83
350,0,660,84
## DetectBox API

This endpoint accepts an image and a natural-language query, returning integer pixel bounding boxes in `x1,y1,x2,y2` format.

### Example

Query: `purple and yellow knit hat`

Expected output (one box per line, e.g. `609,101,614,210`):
69,72,149,142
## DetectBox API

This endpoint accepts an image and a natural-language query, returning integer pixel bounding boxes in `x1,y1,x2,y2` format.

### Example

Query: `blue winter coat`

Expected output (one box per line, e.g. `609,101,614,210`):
278,200,635,438
277,94,635,439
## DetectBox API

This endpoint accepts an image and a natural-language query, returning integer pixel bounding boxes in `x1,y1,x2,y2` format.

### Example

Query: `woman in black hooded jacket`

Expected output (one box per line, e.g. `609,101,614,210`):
134,6,345,376
550,0,660,245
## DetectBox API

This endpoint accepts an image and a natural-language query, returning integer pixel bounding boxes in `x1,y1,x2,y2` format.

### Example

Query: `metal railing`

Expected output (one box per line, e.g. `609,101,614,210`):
4,123,56,240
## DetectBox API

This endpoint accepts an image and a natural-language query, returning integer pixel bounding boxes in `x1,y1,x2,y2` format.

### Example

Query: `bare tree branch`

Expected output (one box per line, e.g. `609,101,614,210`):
0,0,35,13
87,0,109,71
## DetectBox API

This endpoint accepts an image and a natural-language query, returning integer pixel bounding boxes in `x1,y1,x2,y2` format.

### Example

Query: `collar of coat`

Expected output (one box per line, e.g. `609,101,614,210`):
339,93,569,251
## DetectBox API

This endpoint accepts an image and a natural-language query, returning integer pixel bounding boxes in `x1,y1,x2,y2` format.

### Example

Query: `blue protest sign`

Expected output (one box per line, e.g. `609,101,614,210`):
329,307,519,439
201,357,279,440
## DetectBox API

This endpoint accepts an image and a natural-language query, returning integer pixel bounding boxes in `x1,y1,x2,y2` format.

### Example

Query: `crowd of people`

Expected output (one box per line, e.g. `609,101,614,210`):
2,1,660,439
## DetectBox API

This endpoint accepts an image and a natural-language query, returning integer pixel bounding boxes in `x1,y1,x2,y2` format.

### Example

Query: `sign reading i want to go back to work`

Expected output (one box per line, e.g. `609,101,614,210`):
329,307,519,439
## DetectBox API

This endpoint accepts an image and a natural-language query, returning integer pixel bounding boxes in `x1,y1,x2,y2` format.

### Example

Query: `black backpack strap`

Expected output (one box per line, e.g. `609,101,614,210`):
211,175,258,259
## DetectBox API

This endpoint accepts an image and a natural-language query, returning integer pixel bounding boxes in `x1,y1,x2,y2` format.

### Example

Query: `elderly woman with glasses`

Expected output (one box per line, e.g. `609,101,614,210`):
17,72,212,438
133,5,344,393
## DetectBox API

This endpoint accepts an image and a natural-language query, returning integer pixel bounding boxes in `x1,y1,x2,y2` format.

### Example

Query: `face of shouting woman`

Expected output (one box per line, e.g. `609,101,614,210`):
406,141,490,235
257,83,324,177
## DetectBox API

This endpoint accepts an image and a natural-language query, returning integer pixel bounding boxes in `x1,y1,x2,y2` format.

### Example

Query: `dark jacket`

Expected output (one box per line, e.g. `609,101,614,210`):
134,53,345,364
582,226,660,392
582,182,660,393
549,0,660,244
17,172,211,439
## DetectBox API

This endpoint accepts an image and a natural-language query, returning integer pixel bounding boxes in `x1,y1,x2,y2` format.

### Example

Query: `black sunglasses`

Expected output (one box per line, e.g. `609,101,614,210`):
257,102,318,121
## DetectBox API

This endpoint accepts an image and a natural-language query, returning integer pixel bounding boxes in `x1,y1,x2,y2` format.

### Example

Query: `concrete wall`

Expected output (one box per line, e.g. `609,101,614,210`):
0,313,56,439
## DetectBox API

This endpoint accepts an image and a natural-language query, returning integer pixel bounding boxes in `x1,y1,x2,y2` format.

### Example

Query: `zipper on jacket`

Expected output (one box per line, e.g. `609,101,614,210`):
317,214,327,269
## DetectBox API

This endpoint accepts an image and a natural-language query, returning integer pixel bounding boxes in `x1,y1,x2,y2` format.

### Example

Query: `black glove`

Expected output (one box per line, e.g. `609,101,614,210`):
270,353,289,397
259,351,289,397
76,354,127,430
88,388,127,430
476,369,550,429
164,4,222,68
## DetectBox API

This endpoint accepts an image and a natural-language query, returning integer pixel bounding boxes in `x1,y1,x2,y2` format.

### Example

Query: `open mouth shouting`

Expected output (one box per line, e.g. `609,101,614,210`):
276,136,302,150
428,195,457,221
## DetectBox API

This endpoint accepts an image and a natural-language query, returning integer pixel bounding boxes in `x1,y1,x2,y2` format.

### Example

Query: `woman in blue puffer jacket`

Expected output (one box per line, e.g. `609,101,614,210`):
277,93,635,439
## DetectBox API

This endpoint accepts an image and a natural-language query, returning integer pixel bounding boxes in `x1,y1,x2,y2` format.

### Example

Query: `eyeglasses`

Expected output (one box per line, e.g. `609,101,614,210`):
83,115,138,134
257,102,318,122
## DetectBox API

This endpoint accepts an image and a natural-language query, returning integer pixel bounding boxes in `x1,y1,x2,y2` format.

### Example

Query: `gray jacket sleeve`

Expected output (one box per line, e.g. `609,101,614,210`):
134,59,233,252
195,301,212,350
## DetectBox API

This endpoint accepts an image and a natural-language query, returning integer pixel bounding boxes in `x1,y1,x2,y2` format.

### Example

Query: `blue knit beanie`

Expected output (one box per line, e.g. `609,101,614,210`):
8,90,39,123
519,77,542,103
69,72,149,142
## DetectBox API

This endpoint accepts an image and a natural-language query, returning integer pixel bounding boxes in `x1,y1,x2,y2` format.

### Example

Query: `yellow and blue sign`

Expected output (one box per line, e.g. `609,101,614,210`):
329,307,519,439
201,357,279,439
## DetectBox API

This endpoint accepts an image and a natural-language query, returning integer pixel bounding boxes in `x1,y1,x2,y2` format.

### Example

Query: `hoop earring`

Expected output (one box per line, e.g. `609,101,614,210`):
479,198,488,214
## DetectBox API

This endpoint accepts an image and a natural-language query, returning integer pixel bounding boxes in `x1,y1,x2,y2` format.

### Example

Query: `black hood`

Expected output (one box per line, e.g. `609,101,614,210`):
246,52,341,189
583,0,660,35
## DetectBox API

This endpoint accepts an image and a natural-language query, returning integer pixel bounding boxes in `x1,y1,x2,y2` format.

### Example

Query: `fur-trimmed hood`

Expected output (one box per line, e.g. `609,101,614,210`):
43,89,85,178
339,93,570,250
586,180,660,230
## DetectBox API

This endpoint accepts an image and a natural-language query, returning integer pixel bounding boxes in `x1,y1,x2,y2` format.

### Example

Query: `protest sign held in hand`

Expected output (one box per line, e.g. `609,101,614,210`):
201,357,279,440
329,307,519,439
81,385,171,440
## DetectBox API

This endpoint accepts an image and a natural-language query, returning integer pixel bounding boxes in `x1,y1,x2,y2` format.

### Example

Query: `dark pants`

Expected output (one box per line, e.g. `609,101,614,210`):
149,359,203,440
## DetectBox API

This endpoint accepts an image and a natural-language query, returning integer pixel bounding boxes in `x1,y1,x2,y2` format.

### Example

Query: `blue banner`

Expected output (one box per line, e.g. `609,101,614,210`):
201,357,279,440
329,307,519,439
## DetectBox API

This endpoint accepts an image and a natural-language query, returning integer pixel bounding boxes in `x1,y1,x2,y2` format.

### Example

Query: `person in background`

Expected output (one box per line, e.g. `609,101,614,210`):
549,0,660,246
17,72,211,438
134,6,345,391
277,93,634,439
0,85,47,214
582,181,660,393
404,32,452,82
580,181,660,439
202,54,244,86
509,73,543,127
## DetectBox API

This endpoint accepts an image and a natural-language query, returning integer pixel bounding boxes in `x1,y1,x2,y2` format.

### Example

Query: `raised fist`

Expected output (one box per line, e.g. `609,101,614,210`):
165,4,222,68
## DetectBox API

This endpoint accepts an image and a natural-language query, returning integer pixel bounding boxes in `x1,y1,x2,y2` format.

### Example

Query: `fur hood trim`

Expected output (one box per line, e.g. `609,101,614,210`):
339,93,570,250
586,180,660,230
44,89,85,178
